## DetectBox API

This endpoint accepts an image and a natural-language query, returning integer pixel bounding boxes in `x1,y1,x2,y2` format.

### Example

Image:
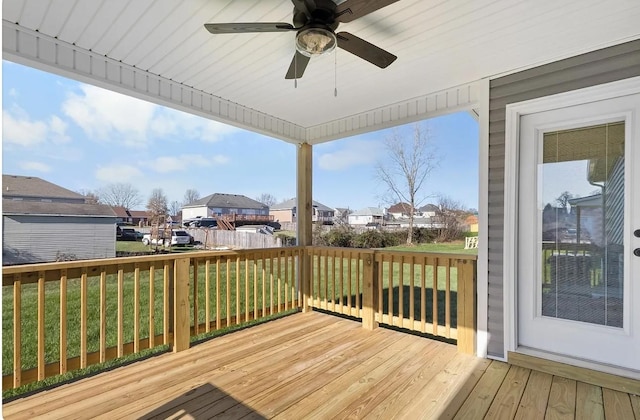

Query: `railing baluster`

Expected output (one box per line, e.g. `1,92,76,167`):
117,265,124,357
421,257,426,333
277,253,282,314
37,271,46,381
445,258,451,338
13,273,22,388
432,257,438,336
398,255,404,326
80,268,88,368
236,256,241,324
245,255,250,322
347,251,352,315
163,261,170,345
253,255,258,321
216,258,221,330
409,256,415,327
285,251,290,311
149,265,155,348
338,251,344,314
100,268,107,363
261,252,266,318
205,259,211,332
388,255,394,324
133,264,140,353
323,250,328,310
355,251,361,314
269,254,274,315
60,269,67,375
226,257,231,327
193,259,199,336
377,253,384,321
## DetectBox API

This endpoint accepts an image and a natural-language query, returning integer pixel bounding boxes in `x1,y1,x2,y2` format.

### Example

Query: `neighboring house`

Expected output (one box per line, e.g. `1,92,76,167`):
348,207,385,226
387,203,413,219
270,198,335,224
112,207,151,226
2,175,116,265
333,207,352,225
465,215,479,233
182,193,270,221
418,204,439,218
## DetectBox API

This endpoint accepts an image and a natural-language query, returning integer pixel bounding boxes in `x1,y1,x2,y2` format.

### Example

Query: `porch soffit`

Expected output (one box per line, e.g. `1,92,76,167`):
3,0,640,145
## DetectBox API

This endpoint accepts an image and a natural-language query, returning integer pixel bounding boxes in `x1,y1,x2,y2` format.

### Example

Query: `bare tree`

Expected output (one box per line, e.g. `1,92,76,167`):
376,123,439,244
435,196,467,242
97,183,142,210
555,191,573,209
169,200,181,218
182,189,201,206
147,188,169,225
256,193,277,207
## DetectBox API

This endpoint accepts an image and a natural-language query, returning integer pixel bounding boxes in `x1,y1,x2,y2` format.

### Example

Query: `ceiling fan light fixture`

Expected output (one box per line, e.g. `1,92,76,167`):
295,27,336,57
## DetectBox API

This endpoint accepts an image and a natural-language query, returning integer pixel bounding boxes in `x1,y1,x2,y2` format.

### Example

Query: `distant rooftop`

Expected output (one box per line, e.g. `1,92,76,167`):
185,193,267,210
2,174,85,201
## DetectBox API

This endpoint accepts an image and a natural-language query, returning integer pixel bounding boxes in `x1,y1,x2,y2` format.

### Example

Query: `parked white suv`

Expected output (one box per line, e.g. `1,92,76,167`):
142,230,192,247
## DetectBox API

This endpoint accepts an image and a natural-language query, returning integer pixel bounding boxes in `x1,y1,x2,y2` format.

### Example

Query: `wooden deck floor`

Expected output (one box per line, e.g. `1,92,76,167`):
3,312,640,419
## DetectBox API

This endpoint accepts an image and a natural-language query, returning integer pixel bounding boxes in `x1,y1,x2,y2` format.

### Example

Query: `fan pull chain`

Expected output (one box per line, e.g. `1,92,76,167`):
294,55,298,89
334,50,338,97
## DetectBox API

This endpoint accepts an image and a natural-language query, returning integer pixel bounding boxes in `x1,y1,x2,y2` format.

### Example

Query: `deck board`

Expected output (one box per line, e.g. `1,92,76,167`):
3,311,639,420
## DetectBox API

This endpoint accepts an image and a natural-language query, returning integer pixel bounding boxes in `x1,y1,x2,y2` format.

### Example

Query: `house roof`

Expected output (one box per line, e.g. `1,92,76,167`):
351,207,385,217
3,199,116,217
271,198,333,212
388,203,413,213
128,210,151,218
111,206,130,218
4,1,638,144
419,204,439,213
185,193,267,210
2,174,85,201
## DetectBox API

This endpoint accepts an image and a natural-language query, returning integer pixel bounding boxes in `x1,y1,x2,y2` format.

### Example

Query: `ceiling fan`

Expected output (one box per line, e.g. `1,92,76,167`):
204,0,399,79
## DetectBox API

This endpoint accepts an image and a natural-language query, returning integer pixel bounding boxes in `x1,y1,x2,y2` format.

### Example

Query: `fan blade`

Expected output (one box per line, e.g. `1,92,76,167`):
204,22,295,34
285,51,311,79
291,0,316,18
336,32,397,68
335,0,399,23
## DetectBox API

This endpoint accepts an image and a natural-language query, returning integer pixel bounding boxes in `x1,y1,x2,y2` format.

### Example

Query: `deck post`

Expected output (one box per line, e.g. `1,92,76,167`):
173,257,191,352
296,143,313,312
456,259,477,354
362,251,379,330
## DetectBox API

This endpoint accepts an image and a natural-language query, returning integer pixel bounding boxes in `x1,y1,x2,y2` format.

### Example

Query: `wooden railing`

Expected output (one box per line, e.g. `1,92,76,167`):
2,246,476,391
306,247,477,354
2,248,302,391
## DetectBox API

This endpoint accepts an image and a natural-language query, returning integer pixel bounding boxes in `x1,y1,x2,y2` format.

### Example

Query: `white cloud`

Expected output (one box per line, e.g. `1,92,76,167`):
145,154,230,173
62,84,156,146
149,109,239,142
62,83,240,147
317,139,381,171
18,161,51,173
2,106,69,147
95,164,143,183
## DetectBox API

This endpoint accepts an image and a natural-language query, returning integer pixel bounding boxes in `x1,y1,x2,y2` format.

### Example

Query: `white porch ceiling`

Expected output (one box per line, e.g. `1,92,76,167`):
3,0,640,144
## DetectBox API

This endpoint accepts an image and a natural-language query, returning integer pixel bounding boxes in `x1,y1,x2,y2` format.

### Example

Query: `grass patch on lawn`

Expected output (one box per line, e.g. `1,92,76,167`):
389,240,478,255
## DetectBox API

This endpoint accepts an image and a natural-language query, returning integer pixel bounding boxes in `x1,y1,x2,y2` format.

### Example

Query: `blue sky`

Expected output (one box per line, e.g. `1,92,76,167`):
2,61,479,211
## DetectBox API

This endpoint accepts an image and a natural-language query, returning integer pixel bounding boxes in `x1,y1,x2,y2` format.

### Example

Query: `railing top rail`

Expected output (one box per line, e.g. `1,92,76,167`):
373,250,478,261
2,246,306,276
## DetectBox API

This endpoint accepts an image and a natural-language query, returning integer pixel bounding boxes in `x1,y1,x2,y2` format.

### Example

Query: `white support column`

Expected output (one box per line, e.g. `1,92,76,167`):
477,78,490,358
296,143,313,311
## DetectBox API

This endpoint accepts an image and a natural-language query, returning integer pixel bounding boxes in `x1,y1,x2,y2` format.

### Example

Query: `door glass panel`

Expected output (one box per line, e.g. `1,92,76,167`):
539,122,624,328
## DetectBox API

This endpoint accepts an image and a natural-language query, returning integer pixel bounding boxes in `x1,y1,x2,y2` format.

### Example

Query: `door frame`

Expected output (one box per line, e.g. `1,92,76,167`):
503,76,640,372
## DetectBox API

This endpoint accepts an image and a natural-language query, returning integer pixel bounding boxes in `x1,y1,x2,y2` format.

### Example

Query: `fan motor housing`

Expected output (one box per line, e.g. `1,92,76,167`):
293,0,339,31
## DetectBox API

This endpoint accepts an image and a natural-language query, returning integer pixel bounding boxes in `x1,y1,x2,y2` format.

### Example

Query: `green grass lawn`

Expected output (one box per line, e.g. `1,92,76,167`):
389,240,478,255
116,241,201,253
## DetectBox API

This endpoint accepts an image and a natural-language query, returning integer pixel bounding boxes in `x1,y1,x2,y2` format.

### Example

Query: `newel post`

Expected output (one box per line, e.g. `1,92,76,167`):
362,251,379,330
456,259,477,355
173,257,191,352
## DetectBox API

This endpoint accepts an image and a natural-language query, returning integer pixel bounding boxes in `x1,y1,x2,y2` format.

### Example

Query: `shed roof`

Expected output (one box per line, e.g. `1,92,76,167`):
2,174,85,201
3,199,116,217
351,207,385,217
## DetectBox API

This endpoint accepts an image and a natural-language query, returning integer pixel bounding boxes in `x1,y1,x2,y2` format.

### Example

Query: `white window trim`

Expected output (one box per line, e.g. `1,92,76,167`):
503,76,640,359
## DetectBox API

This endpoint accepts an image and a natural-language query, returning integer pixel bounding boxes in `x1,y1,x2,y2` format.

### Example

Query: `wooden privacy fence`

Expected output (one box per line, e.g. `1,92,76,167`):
2,246,475,391
187,229,282,249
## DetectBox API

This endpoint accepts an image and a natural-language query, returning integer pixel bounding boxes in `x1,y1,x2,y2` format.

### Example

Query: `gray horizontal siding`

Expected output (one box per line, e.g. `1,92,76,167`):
3,215,116,264
487,39,640,358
